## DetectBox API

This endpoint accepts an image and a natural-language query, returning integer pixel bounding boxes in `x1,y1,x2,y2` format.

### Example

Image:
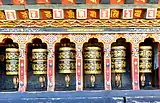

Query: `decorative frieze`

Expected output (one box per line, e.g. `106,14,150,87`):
0,8,160,20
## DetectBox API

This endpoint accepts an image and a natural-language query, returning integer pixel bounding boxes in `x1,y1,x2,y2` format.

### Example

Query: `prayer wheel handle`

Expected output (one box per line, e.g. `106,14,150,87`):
0,55,5,62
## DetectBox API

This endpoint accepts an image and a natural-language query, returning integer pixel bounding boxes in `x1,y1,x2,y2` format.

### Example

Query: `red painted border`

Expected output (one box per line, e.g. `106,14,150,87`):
133,58,139,90
76,59,82,91
105,59,111,90
47,60,53,90
19,59,25,92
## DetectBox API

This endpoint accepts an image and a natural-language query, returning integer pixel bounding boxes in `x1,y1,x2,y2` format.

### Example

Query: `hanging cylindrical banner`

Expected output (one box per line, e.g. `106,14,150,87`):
32,49,47,75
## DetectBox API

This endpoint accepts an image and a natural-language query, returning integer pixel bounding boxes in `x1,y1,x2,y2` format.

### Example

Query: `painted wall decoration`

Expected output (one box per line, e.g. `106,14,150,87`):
0,0,159,94
0,8,159,20
0,33,158,92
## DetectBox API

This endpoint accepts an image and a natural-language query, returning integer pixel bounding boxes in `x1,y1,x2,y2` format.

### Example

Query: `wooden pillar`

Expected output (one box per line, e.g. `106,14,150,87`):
158,43,160,88
18,43,27,92
76,43,83,91
132,43,140,90
47,43,55,91
104,43,111,90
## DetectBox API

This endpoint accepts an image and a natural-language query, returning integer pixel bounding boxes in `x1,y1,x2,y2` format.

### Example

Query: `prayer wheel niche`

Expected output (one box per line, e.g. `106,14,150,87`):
139,45,152,88
111,38,132,89
58,40,76,88
5,43,19,89
111,45,126,88
32,43,47,88
83,38,103,88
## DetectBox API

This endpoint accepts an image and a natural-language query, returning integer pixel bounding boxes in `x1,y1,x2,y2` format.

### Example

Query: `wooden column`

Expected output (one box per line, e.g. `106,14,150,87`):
18,43,27,92
104,43,111,90
47,43,55,91
158,43,160,88
76,43,83,91
132,43,140,90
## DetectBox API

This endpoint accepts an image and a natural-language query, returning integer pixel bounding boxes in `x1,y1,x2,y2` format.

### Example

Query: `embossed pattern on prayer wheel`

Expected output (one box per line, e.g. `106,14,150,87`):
139,46,152,73
84,46,102,74
58,44,76,74
32,49,47,75
111,46,126,73
6,48,19,75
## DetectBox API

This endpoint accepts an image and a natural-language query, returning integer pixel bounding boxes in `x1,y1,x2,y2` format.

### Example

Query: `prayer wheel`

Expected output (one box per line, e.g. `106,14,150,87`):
139,46,152,87
58,42,76,87
84,46,102,74
6,48,19,75
83,43,102,87
111,45,126,88
58,43,76,74
111,46,126,73
139,46,152,73
32,48,47,75
5,43,19,89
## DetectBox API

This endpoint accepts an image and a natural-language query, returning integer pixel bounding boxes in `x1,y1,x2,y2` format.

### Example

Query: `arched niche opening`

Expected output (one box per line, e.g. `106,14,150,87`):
111,38,132,90
139,38,158,89
27,38,48,91
0,38,19,91
83,38,104,90
55,38,76,91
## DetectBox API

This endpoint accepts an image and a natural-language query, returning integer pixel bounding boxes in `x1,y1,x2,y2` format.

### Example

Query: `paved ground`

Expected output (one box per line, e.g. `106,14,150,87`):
0,90,160,103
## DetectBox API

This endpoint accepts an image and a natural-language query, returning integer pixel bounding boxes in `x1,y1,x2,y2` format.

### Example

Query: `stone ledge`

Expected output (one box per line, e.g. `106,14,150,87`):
1,90,160,103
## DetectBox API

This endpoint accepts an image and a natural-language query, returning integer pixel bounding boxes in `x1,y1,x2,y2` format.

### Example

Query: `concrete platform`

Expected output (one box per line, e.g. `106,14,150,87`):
0,90,160,103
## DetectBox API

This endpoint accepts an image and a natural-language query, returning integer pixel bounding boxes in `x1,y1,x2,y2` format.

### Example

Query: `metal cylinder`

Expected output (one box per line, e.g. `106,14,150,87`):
6,48,19,75
139,46,152,73
84,46,102,74
58,46,76,74
32,49,47,75
111,46,126,73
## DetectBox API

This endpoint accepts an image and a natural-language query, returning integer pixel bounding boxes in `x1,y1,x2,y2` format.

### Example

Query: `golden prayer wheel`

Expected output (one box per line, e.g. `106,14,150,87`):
139,46,152,87
58,47,76,73
111,46,126,73
111,46,126,88
6,48,19,75
84,46,102,87
32,48,47,88
139,46,152,73
32,49,47,75
58,43,76,87
84,46,102,74
5,47,19,88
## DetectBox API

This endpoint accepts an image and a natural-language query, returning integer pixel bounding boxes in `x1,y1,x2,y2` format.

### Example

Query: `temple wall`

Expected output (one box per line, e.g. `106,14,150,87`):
0,33,158,92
